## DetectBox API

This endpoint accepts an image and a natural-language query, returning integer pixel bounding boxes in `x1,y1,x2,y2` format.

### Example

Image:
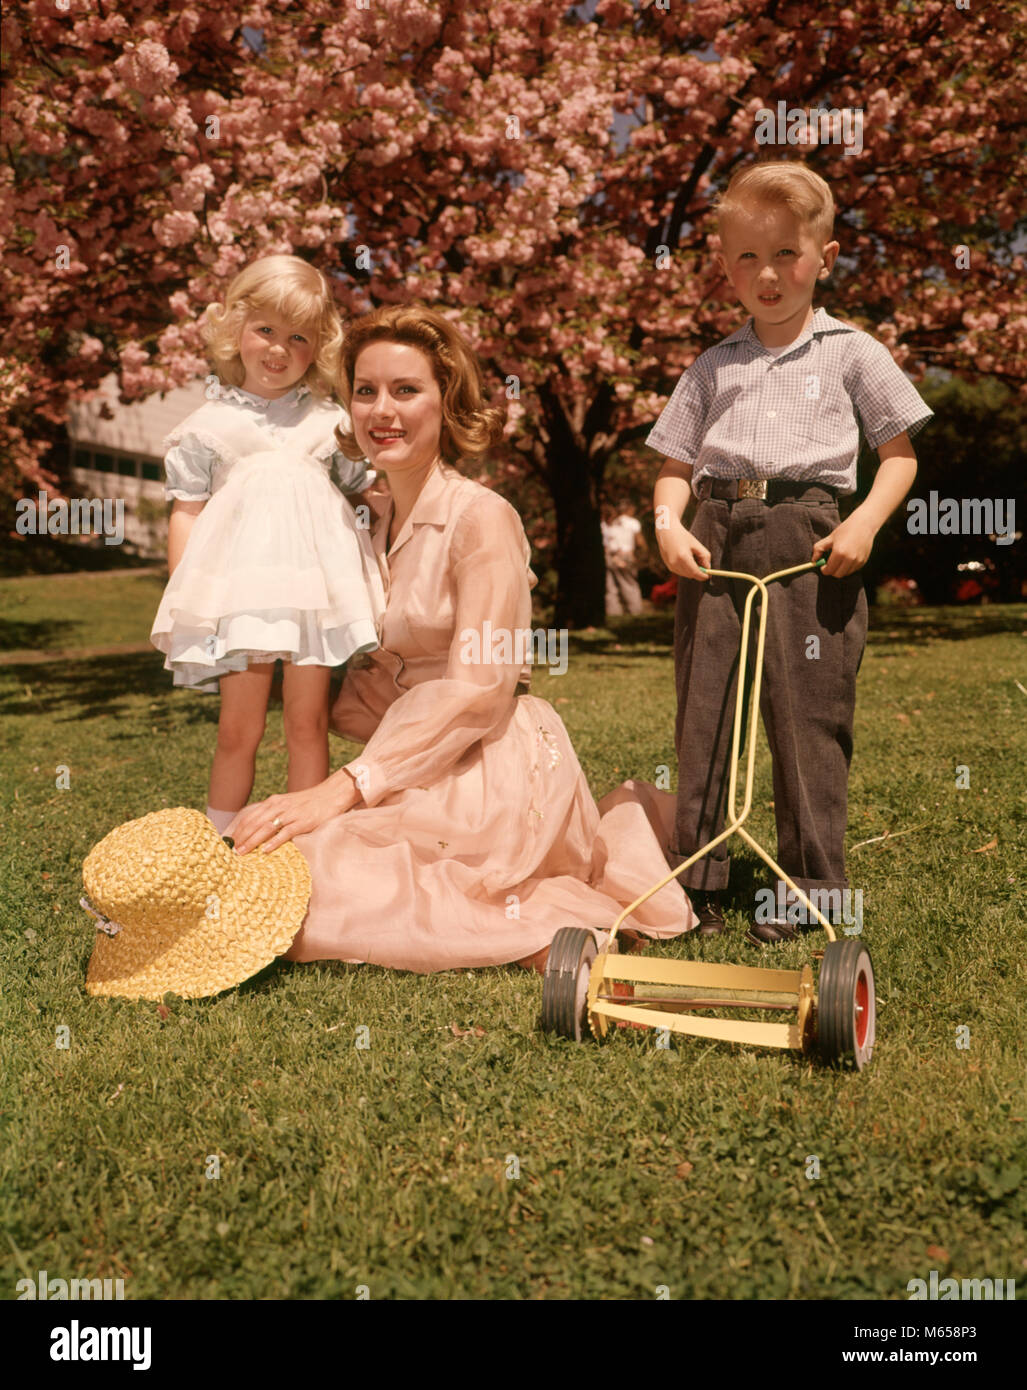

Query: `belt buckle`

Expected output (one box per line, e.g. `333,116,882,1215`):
737,479,768,500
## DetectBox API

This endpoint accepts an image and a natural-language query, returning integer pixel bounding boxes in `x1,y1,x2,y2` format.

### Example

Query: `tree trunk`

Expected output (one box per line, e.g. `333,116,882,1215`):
553,479,606,629
539,386,608,628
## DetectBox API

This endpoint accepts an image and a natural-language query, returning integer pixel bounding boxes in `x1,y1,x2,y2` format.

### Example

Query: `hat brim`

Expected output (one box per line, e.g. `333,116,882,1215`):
85,838,311,1001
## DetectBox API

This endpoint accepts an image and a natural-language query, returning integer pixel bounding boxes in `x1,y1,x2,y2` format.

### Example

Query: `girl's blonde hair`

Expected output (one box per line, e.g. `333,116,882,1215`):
334,304,505,465
202,255,343,396
714,160,836,244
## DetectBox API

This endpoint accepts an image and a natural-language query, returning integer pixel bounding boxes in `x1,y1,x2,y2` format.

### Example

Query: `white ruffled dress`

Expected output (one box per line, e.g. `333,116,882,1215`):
150,385,385,692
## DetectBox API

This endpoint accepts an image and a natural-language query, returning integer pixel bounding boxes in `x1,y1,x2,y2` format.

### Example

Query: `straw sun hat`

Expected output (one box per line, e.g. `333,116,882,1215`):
81,808,311,1000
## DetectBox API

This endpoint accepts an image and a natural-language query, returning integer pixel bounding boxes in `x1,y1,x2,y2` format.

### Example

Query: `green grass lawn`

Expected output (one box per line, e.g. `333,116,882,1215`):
1,573,1024,1300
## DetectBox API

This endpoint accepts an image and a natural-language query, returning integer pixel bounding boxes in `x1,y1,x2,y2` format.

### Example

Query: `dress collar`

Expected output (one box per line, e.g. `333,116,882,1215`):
220,382,311,409
372,461,459,561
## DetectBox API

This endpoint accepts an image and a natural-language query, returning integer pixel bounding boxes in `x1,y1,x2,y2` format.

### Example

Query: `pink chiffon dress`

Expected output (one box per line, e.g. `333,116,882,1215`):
288,462,698,970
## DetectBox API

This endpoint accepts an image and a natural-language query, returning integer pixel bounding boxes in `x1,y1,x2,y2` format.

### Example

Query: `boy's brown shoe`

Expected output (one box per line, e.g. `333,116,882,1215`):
745,916,802,946
693,892,726,936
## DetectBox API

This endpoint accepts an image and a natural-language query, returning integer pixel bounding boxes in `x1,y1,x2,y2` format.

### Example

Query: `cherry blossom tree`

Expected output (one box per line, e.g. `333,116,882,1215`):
3,0,1025,622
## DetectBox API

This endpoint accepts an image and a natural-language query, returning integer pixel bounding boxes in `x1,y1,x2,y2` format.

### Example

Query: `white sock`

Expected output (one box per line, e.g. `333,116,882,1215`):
206,805,237,834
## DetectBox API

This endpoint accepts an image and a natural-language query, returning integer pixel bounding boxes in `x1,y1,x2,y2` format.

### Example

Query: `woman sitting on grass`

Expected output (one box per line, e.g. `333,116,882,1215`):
228,304,697,972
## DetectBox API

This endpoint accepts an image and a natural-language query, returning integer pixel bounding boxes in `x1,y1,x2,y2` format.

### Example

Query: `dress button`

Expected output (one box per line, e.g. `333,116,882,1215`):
767,410,777,418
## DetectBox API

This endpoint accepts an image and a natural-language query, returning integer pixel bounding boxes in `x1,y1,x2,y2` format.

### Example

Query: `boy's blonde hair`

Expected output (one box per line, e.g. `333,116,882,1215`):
334,303,505,466
202,255,343,396
714,160,836,244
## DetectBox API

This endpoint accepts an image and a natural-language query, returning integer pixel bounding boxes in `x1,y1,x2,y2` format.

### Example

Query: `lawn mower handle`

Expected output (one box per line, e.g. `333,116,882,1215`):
696,556,828,579
602,550,839,948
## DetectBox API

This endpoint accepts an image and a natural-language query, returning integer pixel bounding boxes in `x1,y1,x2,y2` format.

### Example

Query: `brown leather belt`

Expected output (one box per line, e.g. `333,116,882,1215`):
695,478,839,504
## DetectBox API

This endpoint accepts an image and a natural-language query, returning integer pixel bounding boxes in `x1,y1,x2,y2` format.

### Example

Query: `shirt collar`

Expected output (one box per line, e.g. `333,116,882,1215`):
721,306,851,355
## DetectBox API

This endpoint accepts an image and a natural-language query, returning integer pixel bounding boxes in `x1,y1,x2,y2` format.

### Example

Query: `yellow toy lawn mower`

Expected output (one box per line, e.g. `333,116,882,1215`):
542,560,875,1071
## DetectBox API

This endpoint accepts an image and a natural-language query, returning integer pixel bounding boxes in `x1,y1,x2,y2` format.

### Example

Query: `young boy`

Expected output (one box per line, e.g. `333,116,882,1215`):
649,161,933,943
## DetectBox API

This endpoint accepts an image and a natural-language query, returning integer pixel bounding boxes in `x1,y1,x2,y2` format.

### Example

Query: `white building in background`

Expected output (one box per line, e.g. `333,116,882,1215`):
66,374,206,557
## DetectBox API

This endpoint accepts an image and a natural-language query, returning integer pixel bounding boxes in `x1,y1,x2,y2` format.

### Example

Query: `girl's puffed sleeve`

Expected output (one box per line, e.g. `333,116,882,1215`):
325,402,371,493
339,494,534,807
163,436,217,501
330,451,373,494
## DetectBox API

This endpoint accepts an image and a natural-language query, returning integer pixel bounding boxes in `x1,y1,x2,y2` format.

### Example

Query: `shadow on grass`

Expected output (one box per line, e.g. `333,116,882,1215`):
865,604,1026,645
567,611,675,658
717,848,777,913
0,616,80,651
0,535,160,579
0,651,218,724
566,603,1026,658
656,847,780,926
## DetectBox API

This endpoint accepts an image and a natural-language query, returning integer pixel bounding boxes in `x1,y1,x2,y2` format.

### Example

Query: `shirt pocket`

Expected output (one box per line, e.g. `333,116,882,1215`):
791,379,852,445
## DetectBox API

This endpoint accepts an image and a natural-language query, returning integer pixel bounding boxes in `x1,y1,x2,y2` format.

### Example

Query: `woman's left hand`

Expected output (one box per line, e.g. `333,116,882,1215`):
227,773,361,855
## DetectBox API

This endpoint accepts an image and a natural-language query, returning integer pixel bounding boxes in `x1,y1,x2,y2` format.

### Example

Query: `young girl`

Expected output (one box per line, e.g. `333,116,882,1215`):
150,254,385,834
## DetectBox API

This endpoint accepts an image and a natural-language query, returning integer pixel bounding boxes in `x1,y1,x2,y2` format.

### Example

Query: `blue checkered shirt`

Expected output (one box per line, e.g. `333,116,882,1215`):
645,308,933,495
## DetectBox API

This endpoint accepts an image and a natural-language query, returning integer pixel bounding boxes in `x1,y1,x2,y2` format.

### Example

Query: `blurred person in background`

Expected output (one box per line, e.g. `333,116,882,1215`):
602,496,647,616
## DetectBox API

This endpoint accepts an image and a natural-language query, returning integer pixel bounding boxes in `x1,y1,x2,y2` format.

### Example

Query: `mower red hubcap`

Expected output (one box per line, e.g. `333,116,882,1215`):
854,971,870,1048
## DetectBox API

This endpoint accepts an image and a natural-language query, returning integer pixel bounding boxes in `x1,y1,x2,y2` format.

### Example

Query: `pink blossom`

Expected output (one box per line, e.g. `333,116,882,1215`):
0,0,1023,619
112,40,178,97
153,210,200,248
76,336,104,362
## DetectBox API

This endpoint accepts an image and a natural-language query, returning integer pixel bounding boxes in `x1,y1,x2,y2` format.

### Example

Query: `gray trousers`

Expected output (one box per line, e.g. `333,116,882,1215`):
670,490,867,901
606,562,643,615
